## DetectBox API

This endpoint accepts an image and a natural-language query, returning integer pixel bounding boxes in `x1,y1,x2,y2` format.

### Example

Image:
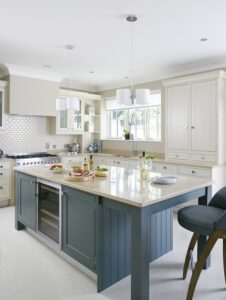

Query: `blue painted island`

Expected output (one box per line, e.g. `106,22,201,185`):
14,165,212,300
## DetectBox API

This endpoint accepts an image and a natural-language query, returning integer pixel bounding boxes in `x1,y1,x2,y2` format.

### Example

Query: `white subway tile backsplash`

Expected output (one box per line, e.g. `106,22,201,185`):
0,114,73,154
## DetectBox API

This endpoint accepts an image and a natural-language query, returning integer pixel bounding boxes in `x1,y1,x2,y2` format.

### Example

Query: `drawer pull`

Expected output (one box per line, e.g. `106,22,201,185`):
0,165,3,168
0,186,3,189
163,166,167,169
191,126,195,129
0,173,3,175
192,170,196,174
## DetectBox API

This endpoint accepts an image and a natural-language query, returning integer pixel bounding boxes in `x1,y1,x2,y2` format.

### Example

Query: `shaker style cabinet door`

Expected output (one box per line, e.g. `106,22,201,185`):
62,186,96,271
16,172,37,230
191,80,216,152
166,84,190,151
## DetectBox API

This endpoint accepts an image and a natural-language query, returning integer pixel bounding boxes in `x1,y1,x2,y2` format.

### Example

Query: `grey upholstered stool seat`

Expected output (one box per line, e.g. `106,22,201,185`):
177,186,226,300
178,205,224,235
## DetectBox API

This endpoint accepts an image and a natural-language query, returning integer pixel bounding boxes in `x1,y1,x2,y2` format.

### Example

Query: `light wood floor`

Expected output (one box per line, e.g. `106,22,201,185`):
0,206,225,300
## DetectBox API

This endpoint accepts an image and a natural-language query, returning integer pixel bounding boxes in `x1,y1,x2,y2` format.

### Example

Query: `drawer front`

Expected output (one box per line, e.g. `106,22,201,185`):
179,166,211,178
0,184,10,198
191,154,216,163
62,156,84,164
155,164,177,174
0,169,10,181
94,158,106,167
167,152,188,160
117,160,130,168
0,161,10,170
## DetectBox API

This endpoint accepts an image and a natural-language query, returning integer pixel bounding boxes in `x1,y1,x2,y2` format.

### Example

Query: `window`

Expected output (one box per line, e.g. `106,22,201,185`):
105,92,161,141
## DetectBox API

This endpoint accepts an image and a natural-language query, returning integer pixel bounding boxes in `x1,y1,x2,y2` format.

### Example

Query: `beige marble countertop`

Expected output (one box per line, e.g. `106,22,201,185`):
14,165,213,208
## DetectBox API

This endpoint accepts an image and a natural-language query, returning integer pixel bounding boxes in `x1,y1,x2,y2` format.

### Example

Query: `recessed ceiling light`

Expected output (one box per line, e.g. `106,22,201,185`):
65,44,75,50
200,38,208,42
43,64,52,68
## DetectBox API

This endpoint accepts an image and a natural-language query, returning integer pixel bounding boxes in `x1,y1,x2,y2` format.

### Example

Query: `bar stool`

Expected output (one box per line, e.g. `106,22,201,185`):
177,186,226,300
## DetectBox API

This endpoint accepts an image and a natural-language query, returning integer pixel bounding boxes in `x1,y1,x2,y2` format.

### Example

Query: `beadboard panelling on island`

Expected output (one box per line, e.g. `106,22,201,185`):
99,198,173,290
0,114,73,154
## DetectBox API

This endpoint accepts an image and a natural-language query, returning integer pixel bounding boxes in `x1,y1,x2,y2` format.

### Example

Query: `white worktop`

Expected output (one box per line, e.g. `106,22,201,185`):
14,165,213,208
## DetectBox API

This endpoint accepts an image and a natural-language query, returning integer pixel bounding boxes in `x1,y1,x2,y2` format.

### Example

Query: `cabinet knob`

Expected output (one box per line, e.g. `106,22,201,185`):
201,156,205,160
192,170,196,174
163,166,167,169
191,126,195,129
0,165,3,168
175,155,179,158
0,173,3,175
0,186,3,189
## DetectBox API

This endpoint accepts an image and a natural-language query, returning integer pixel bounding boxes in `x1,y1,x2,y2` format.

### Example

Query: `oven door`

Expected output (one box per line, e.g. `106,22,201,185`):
37,179,61,245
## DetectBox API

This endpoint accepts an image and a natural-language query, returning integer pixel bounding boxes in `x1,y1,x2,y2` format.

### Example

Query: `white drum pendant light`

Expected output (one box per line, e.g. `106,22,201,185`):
56,98,67,110
136,89,150,105
117,15,150,106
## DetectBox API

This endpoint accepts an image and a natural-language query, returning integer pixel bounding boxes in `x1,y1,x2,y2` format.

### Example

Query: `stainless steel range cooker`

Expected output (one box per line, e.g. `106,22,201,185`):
6,152,60,166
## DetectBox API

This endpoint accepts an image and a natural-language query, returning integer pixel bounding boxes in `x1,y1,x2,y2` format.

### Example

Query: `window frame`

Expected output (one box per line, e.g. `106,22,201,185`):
105,92,161,141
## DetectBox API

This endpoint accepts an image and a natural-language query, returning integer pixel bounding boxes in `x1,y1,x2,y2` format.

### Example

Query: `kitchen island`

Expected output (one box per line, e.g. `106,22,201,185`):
15,165,212,300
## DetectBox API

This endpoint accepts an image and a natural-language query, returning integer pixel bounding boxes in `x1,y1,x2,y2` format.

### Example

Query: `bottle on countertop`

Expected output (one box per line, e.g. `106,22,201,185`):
83,157,89,172
89,155,94,171
140,151,148,180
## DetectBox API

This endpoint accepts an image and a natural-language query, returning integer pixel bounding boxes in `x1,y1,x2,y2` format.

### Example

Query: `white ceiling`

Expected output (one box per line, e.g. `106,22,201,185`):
1,0,226,92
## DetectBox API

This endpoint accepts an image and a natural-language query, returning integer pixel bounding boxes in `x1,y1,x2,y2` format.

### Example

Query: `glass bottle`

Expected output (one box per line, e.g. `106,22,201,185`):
140,151,148,180
83,157,89,172
89,155,94,171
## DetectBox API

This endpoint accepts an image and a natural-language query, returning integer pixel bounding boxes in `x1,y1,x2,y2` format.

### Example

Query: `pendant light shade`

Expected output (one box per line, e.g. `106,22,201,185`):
136,89,151,105
56,98,67,110
56,97,80,111
116,15,151,106
116,89,131,106
67,97,80,110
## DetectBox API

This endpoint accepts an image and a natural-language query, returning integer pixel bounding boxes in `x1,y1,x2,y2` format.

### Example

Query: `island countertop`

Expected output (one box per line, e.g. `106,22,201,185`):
14,165,213,207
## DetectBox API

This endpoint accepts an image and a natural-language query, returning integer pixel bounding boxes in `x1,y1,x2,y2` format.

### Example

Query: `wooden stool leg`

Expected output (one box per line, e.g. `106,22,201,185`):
223,239,226,283
186,231,220,300
183,233,199,279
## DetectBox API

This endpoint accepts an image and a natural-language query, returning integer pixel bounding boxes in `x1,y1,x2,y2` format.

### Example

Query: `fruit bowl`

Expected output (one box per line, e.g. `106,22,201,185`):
95,167,109,177
49,164,65,174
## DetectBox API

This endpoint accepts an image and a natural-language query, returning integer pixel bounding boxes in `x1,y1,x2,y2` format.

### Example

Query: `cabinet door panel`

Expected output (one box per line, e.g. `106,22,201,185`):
167,85,189,150
16,173,37,230
62,186,96,271
191,80,216,152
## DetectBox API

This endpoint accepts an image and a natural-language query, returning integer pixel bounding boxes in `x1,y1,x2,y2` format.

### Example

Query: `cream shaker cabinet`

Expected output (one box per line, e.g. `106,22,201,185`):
0,161,11,207
164,70,226,165
0,81,7,130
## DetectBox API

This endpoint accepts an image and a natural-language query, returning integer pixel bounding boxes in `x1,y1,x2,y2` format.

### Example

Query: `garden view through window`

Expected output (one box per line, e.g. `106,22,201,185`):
105,92,161,141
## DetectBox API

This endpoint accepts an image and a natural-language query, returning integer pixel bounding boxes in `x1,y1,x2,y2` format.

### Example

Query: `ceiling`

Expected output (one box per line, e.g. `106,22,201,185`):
1,0,226,92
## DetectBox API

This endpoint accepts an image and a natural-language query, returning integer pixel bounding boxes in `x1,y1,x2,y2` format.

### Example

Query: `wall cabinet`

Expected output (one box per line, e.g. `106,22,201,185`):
62,186,96,271
0,161,11,207
16,172,37,230
0,81,7,130
53,97,83,134
164,71,226,165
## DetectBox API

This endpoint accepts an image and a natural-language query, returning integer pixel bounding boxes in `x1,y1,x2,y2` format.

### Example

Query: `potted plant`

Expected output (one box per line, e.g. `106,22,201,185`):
123,129,130,140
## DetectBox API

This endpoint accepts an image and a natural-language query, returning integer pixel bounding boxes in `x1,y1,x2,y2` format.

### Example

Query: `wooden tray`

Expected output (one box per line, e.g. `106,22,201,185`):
64,173,95,182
